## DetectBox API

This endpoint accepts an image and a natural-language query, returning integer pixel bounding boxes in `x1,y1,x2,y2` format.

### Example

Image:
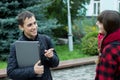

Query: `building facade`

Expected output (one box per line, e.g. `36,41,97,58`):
86,0,120,16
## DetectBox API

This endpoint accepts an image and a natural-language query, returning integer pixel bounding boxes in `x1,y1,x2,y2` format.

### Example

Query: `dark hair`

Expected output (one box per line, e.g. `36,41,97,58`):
17,11,35,26
97,10,120,34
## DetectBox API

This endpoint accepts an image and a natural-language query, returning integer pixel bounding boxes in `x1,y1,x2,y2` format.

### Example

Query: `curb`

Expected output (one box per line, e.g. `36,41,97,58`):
52,56,97,70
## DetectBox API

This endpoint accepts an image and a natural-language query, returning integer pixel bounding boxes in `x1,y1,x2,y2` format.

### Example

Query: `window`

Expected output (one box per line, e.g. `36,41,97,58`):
93,0,100,16
118,0,120,12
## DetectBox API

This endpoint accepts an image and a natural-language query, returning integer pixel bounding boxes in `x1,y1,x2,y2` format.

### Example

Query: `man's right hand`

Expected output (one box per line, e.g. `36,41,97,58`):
34,60,44,75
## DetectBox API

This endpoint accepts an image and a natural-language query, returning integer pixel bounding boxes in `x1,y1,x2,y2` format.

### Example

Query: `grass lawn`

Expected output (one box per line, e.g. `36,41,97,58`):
0,60,7,69
0,44,90,69
55,44,90,61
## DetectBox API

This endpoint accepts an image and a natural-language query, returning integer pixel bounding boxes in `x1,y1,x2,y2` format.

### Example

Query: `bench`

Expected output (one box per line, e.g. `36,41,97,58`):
0,69,7,79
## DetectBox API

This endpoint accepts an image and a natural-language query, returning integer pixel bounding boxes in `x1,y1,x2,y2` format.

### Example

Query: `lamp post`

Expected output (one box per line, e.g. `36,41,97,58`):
67,0,73,51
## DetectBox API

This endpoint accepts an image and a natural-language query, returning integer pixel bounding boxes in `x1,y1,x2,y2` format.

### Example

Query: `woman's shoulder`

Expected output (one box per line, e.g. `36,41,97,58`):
103,41,120,55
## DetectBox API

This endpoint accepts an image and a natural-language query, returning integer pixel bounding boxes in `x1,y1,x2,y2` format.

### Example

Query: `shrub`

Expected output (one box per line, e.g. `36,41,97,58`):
72,17,97,43
80,31,98,55
52,26,68,38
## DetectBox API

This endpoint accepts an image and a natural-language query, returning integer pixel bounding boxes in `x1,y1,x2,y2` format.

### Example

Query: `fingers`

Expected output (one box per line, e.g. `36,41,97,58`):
34,64,44,75
39,65,44,74
45,48,54,53
44,48,54,58
35,60,41,66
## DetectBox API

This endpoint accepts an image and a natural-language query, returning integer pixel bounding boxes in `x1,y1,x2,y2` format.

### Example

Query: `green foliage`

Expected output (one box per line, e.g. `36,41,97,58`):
80,31,98,55
0,18,19,59
38,18,61,36
72,19,85,43
46,0,90,25
72,17,97,43
80,17,97,34
52,26,68,38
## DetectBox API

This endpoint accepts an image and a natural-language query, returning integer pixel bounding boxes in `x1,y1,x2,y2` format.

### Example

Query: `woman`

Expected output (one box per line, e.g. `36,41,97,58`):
95,10,120,80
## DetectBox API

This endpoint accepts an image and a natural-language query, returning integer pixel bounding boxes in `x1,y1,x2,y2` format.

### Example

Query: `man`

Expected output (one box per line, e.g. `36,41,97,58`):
7,11,59,80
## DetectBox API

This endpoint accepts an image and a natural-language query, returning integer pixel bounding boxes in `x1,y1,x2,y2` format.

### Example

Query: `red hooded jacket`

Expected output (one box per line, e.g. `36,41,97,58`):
95,29,120,80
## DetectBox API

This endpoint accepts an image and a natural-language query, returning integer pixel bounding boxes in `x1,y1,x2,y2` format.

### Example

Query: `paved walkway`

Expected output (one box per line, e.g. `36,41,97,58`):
0,56,97,79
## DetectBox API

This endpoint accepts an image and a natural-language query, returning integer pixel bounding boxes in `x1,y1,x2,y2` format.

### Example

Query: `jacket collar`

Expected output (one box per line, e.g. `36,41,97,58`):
22,32,38,41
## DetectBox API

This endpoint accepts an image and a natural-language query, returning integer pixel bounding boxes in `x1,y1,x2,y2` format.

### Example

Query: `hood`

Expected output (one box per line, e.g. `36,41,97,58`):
102,28,120,46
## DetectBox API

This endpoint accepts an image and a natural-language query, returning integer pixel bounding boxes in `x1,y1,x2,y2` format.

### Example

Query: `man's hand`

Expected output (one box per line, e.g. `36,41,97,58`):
34,60,44,75
44,48,54,58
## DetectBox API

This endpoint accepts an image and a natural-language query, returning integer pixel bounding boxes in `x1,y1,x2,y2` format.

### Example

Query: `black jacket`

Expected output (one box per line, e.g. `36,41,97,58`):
7,34,59,80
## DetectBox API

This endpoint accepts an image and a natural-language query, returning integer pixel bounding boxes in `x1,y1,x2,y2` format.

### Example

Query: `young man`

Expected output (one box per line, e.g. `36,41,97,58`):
95,10,120,80
7,11,59,80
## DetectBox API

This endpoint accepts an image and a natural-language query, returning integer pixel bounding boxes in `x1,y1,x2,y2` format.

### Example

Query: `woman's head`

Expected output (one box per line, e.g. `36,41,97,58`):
97,10,120,34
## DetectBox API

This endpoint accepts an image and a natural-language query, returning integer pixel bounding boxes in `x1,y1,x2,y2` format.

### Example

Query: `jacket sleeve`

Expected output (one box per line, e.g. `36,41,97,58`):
7,43,36,79
43,35,59,68
95,44,118,80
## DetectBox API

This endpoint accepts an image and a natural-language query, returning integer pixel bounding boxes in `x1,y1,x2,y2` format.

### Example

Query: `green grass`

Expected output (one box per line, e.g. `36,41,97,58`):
55,44,90,61
0,44,90,69
0,60,7,69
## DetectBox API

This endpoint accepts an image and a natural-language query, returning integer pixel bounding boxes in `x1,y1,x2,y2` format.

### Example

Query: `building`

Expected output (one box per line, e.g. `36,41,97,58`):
86,0,120,16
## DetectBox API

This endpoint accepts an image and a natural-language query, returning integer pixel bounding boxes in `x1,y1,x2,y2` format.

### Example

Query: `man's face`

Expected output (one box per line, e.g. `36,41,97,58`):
19,16,38,39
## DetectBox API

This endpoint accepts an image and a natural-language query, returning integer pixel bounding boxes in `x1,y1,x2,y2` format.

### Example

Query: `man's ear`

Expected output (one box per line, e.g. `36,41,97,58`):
19,25,24,31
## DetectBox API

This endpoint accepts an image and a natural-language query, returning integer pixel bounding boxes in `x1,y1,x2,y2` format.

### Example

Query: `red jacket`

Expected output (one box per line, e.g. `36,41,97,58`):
95,29,120,80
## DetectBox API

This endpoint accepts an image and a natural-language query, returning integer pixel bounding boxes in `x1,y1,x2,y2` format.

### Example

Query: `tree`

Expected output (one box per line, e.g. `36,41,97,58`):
46,0,90,38
46,0,90,25
0,0,59,60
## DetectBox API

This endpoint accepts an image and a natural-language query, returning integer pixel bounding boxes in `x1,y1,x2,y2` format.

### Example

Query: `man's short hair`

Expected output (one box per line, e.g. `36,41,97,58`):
17,11,35,26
